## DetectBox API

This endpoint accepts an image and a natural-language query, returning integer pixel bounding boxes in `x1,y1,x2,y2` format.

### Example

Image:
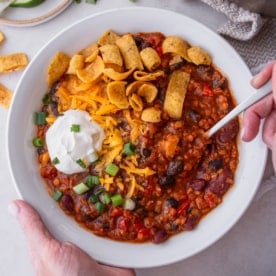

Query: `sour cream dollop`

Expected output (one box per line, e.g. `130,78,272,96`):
46,109,105,174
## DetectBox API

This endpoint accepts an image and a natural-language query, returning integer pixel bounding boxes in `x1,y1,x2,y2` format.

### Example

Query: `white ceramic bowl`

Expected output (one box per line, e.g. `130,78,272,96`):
7,7,267,268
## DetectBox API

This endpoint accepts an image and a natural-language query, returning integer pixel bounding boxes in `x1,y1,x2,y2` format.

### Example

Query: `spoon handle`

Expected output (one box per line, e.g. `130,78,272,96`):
207,79,272,138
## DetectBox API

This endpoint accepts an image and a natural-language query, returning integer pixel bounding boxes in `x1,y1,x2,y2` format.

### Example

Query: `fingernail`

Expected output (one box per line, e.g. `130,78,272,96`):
240,127,245,139
251,73,261,87
8,202,20,218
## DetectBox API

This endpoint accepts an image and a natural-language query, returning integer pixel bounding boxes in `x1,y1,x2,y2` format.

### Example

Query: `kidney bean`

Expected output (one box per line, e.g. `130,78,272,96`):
216,119,239,144
188,179,206,191
185,216,198,230
208,168,232,196
153,229,168,244
60,194,75,214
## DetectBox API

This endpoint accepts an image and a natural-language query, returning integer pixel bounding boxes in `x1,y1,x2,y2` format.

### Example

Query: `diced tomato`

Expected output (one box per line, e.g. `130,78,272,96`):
40,165,57,180
204,192,217,208
143,184,155,197
155,45,163,56
137,228,151,240
203,85,213,96
133,220,144,232
110,207,123,217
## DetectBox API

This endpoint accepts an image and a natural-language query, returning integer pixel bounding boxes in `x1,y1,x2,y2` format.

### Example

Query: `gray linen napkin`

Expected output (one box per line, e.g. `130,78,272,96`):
201,0,276,75
200,0,265,40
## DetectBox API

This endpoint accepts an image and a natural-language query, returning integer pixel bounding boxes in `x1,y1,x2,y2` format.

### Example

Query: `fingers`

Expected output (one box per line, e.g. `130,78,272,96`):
251,61,275,88
8,200,55,250
262,110,276,149
100,264,136,276
252,61,276,104
243,61,276,142
272,134,276,173
242,94,274,141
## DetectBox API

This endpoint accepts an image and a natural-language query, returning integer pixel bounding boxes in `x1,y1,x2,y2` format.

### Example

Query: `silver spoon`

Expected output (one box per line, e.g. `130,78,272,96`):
206,79,273,137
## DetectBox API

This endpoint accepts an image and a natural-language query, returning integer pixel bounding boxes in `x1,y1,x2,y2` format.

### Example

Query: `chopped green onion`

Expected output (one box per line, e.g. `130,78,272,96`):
34,111,47,125
88,194,98,204
111,194,124,207
95,202,105,213
70,124,80,132
76,159,86,169
105,163,119,176
99,192,111,204
85,175,100,187
73,182,90,194
86,152,99,163
32,137,43,147
123,142,136,156
124,198,136,210
52,157,60,165
52,190,63,201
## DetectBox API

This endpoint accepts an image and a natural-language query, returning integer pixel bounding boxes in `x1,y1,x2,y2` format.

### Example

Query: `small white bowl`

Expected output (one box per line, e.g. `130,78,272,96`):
6,7,267,268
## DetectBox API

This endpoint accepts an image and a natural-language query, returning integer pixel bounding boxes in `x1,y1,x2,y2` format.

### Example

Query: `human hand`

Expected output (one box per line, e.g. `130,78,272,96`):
242,61,276,171
8,200,136,276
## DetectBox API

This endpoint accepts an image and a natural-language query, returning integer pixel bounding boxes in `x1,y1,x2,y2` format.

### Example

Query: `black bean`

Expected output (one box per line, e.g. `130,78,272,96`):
50,102,60,117
164,67,171,75
213,78,227,89
208,158,223,170
196,65,214,81
167,159,184,176
94,217,110,229
93,185,104,196
165,197,179,209
142,148,151,157
159,175,176,188
37,147,45,155
169,61,184,71
82,190,94,200
50,82,58,95
188,109,201,123
153,229,168,244
134,36,151,50
171,222,179,231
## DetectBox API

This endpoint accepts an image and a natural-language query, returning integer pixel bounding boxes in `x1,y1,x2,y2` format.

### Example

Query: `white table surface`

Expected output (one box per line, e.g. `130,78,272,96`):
0,1,275,275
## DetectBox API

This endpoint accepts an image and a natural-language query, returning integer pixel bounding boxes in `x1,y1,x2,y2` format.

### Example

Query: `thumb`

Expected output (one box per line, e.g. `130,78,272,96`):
8,200,55,250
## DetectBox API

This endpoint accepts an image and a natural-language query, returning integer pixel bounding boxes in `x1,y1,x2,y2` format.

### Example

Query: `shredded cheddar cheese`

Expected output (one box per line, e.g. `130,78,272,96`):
55,72,155,197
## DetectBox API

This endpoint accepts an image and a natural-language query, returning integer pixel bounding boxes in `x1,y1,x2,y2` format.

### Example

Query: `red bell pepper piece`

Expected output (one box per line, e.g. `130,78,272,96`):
176,200,190,216
203,85,213,96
